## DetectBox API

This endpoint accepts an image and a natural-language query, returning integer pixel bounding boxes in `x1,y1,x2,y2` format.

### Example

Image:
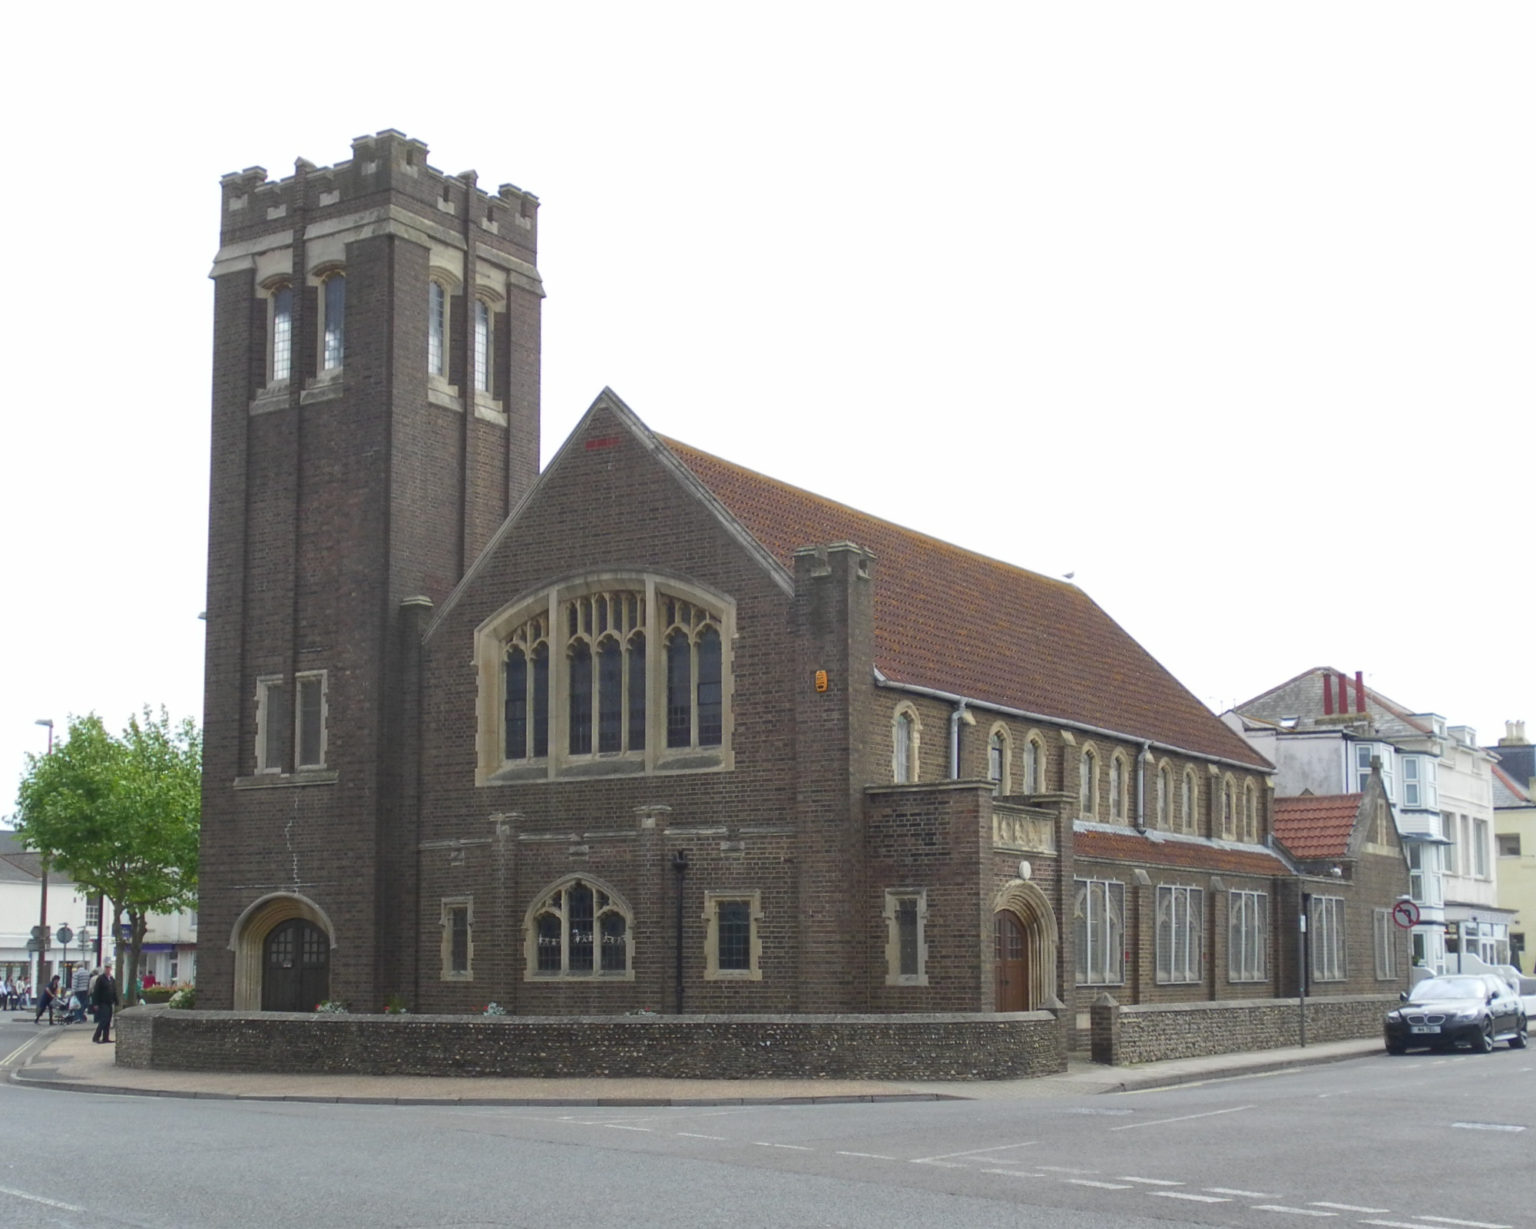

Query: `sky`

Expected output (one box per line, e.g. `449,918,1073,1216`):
1,3,1531,812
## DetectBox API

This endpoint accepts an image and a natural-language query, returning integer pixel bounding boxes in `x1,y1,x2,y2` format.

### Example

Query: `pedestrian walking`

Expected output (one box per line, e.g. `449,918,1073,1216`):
34,975,61,1024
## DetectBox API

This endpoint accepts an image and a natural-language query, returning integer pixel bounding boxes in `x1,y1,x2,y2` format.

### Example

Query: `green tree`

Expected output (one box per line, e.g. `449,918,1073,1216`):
14,709,200,1002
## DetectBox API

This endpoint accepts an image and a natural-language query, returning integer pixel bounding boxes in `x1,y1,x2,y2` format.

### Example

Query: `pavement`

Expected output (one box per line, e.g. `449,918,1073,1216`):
5,1019,1385,1106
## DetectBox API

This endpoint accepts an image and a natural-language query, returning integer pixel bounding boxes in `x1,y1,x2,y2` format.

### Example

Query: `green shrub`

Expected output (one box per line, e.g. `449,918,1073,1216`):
141,986,176,1004
167,986,196,1010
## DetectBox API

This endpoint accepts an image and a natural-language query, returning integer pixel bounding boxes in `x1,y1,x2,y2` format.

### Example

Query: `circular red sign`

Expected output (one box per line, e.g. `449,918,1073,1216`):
1392,899,1421,929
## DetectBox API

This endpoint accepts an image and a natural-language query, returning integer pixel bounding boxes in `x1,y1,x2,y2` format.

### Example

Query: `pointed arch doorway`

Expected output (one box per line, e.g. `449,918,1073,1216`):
229,894,337,1011
992,879,1059,1012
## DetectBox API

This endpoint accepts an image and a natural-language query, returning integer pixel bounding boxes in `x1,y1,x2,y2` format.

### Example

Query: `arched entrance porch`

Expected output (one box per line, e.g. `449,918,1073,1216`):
228,894,337,1011
992,879,1059,1012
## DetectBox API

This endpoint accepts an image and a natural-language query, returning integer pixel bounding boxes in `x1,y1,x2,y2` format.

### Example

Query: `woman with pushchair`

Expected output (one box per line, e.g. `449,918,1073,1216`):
33,974,62,1024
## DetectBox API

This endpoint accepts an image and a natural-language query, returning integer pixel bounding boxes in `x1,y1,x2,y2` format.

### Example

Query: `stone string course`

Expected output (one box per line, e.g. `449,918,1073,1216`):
117,1009,1066,1081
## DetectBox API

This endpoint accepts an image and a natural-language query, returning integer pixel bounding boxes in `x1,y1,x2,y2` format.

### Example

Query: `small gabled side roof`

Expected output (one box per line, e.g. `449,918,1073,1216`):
1491,763,1533,807
664,440,1268,768
1272,793,1364,860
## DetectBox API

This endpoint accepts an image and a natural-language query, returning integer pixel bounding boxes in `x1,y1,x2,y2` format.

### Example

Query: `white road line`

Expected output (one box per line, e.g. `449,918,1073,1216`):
910,1140,1038,1164
1153,1192,1230,1203
1250,1206,1336,1217
603,1124,652,1132
1310,1203,1388,1213
1038,1165,1097,1174
1207,1187,1276,1198
675,1133,726,1140
754,1142,811,1151
981,1168,1038,1178
1065,1179,1133,1190
1414,1218,1513,1229
0,1186,85,1213
1358,1221,1429,1229
1450,1122,1525,1133
1110,1104,1254,1131
835,1151,895,1160
1118,1176,1183,1186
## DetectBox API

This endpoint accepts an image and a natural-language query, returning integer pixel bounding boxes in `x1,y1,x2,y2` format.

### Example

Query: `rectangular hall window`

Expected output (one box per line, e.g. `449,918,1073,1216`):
474,299,491,393
883,889,928,986
1229,890,1267,982
1311,895,1346,982
256,676,289,774
1073,879,1124,986
296,671,327,769
703,891,761,980
428,280,447,375
1474,818,1489,878
1156,885,1203,984
271,285,293,383
321,273,345,370
1373,908,1396,980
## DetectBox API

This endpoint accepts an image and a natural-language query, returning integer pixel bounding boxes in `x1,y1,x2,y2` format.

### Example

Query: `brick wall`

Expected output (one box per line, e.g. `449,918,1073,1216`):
118,1009,1066,1081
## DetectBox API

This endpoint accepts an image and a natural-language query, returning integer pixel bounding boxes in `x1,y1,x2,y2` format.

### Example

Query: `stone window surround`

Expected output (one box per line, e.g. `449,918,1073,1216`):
1078,744,1100,819
475,573,735,785
522,874,636,982
703,889,762,981
891,702,921,783
1372,907,1396,980
1073,876,1125,986
254,675,285,775
1310,894,1347,982
882,887,929,986
1228,888,1268,982
1021,730,1046,794
1155,883,1204,985
1108,751,1130,822
295,669,328,770
987,722,1011,795
312,262,346,374
440,896,473,981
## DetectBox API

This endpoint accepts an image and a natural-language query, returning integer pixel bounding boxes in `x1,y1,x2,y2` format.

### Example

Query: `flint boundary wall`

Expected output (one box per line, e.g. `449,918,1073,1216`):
1090,994,1393,1065
117,1009,1066,1081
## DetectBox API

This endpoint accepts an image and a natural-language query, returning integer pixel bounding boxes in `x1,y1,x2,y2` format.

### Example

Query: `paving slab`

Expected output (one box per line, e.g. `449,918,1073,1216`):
7,1021,1384,1105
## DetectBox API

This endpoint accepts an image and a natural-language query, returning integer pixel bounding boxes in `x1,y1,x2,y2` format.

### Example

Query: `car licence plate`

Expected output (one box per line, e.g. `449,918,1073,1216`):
1410,1025,1440,1034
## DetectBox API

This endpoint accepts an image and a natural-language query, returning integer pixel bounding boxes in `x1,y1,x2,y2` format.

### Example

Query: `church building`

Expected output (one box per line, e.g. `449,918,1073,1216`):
197,133,1408,1028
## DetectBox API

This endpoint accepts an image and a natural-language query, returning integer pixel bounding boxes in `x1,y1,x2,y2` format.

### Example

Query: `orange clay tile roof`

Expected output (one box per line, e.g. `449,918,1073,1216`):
1073,829,1289,877
1272,794,1362,860
664,439,1268,768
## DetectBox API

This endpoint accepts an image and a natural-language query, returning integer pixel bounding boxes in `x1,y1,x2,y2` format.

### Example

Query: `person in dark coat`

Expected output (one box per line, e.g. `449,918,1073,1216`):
90,968,119,1043
33,975,61,1024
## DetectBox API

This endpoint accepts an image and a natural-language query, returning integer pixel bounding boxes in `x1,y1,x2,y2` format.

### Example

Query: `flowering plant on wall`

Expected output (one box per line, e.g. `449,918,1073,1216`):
315,1000,348,1014
481,1002,507,1016
384,994,409,1014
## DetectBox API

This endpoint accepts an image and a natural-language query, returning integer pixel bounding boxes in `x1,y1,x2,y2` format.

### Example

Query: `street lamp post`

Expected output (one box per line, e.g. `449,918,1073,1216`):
32,719,53,991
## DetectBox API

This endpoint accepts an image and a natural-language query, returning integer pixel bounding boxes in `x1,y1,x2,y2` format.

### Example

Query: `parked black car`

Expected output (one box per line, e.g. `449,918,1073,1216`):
1383,974,1527,1054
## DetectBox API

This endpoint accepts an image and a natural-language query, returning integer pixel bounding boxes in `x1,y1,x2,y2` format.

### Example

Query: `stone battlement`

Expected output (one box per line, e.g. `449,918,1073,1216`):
218,129,538,248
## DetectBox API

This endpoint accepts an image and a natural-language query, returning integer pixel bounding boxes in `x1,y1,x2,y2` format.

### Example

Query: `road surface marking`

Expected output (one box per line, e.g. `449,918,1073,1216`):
1358,1221,1431,1229
1065,1179,1133,1190
1118,1176,1183,1185
754,1142,811,1150
1414,1218,1513,1228
1250,1206,1336,1217
1207,1187,1275,1198
1450,1122,1525,1133
1310,1203,1387,1212
1110,1104,1254,1131
1153,1192,1229,1203
603,1124,652,1132
835,1151,895,1160
1038,1165,1097,1174
0,1186,84,1213
981,1168,1039,1178
675,1133,725,1140
911,1140,1037,1164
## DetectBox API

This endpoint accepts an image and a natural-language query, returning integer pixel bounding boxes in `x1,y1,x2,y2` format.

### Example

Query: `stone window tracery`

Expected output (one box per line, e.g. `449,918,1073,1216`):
525,877,632,979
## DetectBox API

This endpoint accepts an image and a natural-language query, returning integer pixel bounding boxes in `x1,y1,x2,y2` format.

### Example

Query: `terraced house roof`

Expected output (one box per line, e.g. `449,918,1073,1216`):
665,438,1268,769
1272,793,1363,860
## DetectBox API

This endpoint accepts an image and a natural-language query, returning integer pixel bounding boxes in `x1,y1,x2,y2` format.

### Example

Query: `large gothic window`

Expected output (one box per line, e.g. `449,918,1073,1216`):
480,577,732,781
525,877,633,979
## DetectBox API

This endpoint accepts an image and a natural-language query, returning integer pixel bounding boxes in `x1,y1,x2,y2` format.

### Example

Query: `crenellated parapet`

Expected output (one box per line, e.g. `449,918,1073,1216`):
216,129,539,260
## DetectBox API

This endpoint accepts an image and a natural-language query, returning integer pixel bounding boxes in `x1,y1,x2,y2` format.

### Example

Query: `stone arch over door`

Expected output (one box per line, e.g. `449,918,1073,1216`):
228,894,337,1011
991,879,1060,1011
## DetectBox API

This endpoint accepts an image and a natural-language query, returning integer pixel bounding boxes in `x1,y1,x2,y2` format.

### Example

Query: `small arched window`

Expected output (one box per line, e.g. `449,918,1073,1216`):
892,706,919,783
1156,764,1171,829
271,284,293,383
321,272,345,370
1080,748,1098,817
1243,781,1258,843
1022,735,1043,794
474,299,492,393
1109,754,1127,821
1221,777,1236,839
428,280,447,375
1181,770,1197,833
987,726,1010,795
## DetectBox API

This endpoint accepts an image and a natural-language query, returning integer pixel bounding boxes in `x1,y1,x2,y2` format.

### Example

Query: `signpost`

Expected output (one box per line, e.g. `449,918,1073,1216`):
1392,899,1421,930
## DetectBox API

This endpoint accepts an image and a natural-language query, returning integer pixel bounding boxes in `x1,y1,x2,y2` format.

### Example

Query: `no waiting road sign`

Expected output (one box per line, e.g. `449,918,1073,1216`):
1392,899,1421,929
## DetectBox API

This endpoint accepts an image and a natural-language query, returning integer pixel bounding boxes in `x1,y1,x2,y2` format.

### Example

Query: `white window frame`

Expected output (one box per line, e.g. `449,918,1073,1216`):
295,670,328,770
1402,756,1421,808
1074,878,1124,986
441,897,473,981
1228,889,1268,982
1311,895,1346,982
1373,908,1396,980
1156,884,1204,984
255,675,287,774
1474,818,1489,878
883,888,928,986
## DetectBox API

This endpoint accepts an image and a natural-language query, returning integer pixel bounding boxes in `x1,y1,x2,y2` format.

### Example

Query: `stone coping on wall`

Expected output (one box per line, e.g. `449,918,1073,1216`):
117,1009,1068,1082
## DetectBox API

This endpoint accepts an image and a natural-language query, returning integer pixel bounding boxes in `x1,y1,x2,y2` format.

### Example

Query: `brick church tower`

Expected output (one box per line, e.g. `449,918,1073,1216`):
198,131,542,1010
